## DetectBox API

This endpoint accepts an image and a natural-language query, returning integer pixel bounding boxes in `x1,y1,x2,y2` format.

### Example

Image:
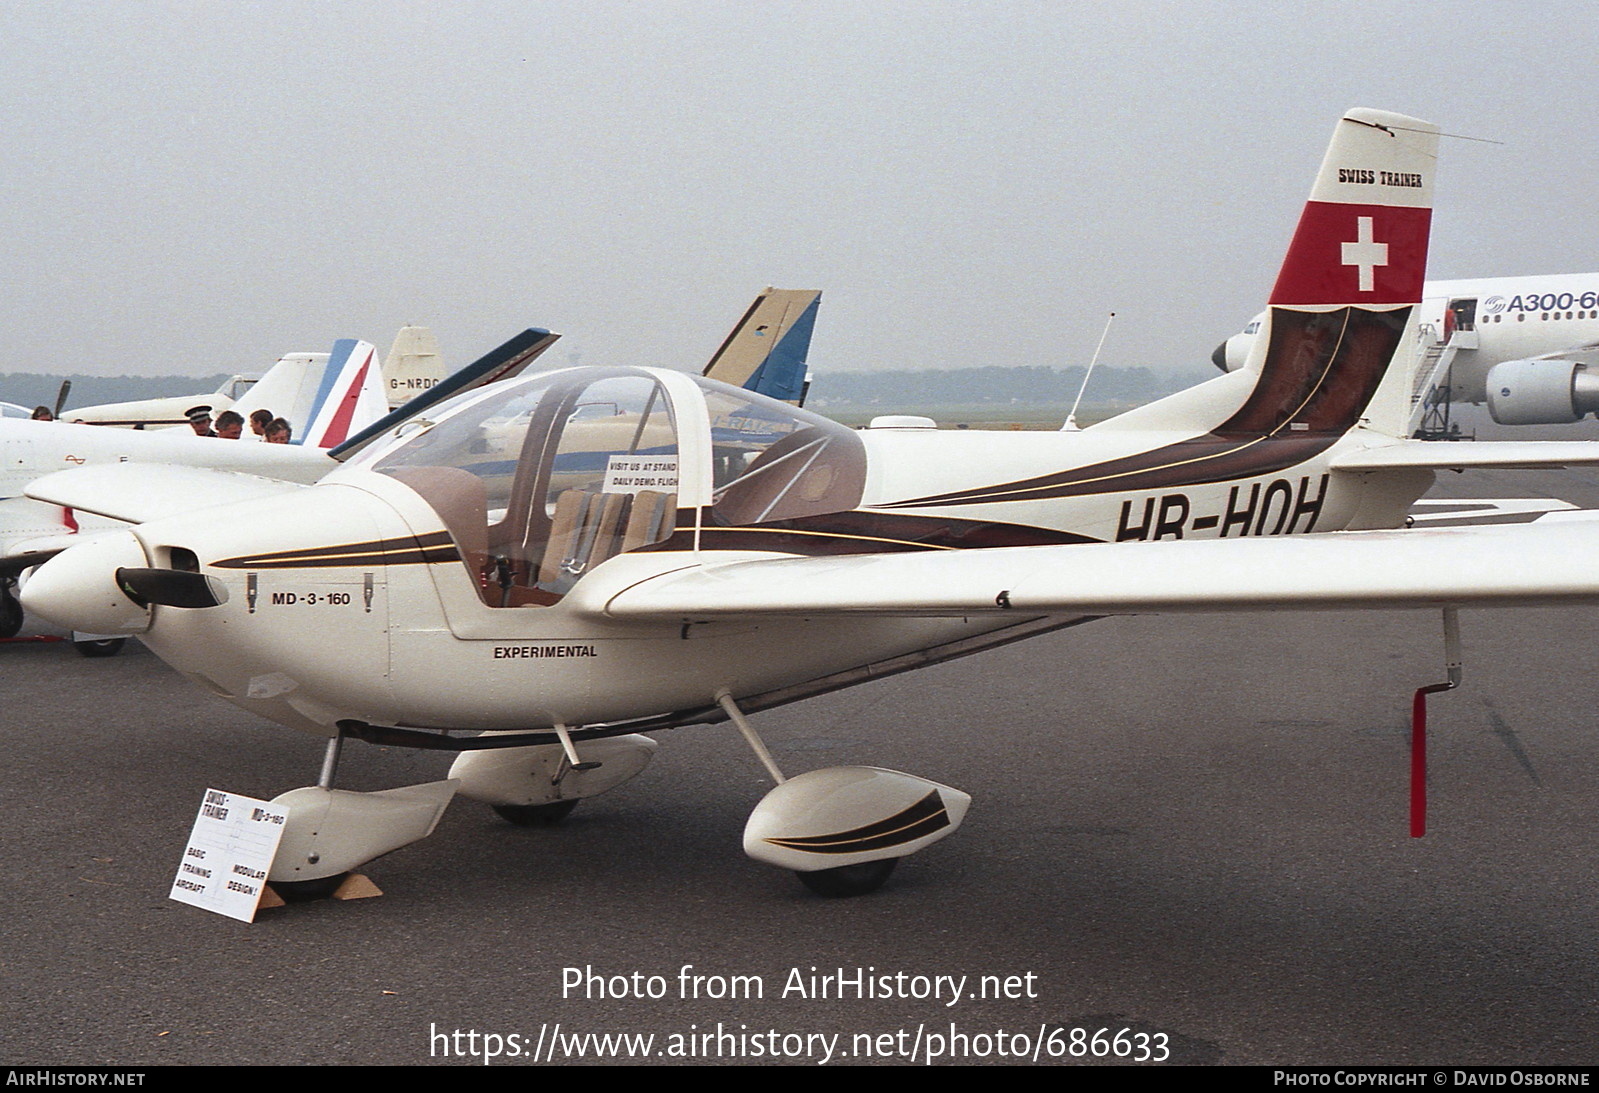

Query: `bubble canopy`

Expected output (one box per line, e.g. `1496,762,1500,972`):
348,366,866,606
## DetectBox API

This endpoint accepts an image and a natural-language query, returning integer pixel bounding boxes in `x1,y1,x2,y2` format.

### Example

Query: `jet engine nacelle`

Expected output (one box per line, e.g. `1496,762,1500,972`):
1212,312,1265,374
1212,331,1250,373
1485,358,1599,425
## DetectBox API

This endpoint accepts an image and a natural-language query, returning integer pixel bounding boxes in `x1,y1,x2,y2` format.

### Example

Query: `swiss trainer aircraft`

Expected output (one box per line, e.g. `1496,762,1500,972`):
27,109,1599,902
1214,273,1599,437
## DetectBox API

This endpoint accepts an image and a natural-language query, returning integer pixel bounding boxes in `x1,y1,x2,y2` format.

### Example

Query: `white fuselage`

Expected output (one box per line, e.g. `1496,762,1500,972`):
61,365,1432,739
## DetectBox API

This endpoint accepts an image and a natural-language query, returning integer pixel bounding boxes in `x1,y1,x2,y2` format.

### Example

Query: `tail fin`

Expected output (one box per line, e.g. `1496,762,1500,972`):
1240,108,1439,438
886,110,1443,511
702,288,821,404
330,328,560,462
234,339,389,448
382,325,445,409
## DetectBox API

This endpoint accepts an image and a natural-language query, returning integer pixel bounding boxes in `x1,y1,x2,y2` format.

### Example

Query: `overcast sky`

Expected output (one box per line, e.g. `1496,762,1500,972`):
5,1,1597,386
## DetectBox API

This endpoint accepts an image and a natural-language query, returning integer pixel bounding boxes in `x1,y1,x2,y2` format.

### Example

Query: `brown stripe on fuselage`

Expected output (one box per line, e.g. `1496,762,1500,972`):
639,509,1103,556
879,306,1409,510
213,530,459,570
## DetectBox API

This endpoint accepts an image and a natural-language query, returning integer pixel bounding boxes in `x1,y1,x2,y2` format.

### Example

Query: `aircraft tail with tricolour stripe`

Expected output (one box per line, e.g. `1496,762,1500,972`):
234,339,390,448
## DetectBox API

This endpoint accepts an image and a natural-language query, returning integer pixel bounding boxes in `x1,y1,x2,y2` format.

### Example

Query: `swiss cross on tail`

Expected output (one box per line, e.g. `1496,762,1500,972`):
1269,109,1436,308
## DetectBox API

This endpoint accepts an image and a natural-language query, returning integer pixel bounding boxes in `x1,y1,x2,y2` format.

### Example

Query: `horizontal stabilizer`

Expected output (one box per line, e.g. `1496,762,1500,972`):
592,521,1599,620
1333,440,1599,471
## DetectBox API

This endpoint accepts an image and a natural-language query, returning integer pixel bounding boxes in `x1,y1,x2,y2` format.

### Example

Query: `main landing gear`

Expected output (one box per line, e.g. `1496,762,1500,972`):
450,728,660,825
717,693,971,898
252,697,971,903
0,578,22,639
456,697,970,898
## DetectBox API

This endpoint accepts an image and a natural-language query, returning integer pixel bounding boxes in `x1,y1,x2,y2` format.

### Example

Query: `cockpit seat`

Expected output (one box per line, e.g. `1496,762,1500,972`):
536,489,679,594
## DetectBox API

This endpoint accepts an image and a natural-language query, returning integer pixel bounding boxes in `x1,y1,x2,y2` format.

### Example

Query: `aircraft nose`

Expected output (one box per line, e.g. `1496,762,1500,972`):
21,532,153,635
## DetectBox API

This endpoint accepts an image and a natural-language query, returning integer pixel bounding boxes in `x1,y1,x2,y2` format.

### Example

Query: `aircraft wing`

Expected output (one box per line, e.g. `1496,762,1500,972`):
25,464,306,525
589,522,1599,620
1332,440,1599,471
1530,341,1599,362
0,529,91,574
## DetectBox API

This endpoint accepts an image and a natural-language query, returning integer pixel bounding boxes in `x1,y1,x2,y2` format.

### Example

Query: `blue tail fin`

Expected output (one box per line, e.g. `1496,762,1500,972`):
703,288,821,404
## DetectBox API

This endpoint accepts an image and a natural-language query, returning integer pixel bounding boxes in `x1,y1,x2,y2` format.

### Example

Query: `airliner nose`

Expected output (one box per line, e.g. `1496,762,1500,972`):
21,532,153,635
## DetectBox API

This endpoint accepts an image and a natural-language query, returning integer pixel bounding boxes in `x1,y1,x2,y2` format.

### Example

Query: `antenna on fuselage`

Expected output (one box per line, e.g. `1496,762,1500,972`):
1063,312,1115,432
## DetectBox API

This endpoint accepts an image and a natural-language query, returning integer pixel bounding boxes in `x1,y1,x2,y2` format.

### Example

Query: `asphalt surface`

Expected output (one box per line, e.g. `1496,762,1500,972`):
7,407,1599,1067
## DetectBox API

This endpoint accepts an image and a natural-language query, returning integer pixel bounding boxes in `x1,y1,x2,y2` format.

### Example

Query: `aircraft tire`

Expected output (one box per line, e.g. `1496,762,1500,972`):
271,874,349,902
0,591,21,639
492,800,579,826
795,857,897,898
73,638,126,658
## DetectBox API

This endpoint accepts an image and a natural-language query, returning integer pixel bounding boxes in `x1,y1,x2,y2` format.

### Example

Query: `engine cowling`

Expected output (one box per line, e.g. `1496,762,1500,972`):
1486,358,1599,425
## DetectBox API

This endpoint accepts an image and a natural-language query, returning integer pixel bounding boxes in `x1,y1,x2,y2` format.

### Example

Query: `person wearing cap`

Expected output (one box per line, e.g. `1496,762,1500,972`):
214,410,245,440
185,406,215,437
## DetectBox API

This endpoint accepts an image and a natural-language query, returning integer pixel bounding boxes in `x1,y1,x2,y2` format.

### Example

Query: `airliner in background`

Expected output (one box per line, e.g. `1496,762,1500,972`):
1213,273,1599,436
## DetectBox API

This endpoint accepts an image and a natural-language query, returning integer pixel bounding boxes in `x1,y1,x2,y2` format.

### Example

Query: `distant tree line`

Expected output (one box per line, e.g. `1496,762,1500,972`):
807,365,1210,407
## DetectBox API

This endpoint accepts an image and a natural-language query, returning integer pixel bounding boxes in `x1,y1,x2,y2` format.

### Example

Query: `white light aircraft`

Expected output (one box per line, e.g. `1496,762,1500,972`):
67,326,451,428
29,109,1599,902
1215,274,1599,436
66,374,261,430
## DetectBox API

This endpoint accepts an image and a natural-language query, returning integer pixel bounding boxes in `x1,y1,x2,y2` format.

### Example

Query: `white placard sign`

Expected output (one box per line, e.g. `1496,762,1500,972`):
603,454,678,494
170,788,288,922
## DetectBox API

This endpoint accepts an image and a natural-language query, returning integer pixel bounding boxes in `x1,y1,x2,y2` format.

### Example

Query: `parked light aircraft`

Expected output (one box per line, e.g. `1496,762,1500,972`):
67,326,450,429
1215,274,1599,435
0,289,819,647
32,109,1599,902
